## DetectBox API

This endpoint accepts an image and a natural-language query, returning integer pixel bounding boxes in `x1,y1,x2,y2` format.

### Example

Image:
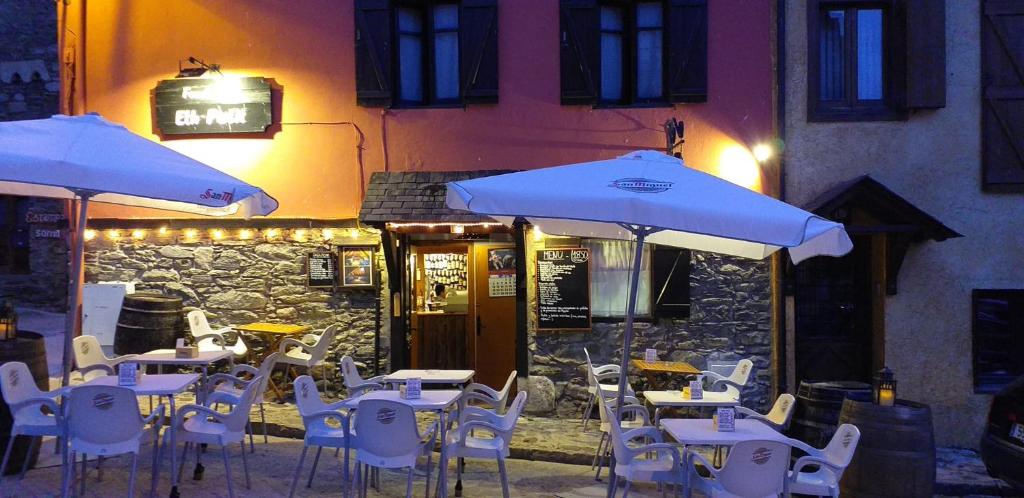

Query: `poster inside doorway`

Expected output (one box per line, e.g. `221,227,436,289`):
487,248,516,297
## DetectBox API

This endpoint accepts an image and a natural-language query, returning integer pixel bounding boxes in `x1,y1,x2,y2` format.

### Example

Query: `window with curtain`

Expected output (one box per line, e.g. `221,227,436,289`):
396,2,460,106
583,239,651,317
596,1,665,105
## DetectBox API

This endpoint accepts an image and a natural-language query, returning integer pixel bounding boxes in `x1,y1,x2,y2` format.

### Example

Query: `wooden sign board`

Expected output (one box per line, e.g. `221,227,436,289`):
536,248,591,331
307,252,337,288
153,76,272,135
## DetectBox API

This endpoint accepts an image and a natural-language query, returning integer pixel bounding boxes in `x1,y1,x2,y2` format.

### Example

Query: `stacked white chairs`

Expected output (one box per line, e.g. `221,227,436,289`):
458,370,516,418
441,391,528,498
687,439,791,497
593,388,652,481
186,309,248,359
582,347,634,431
289,375,354,497
700,358,754,401
62,385,165,498
340,355,386,397
278,325,338,391
737,393,796,432
166,376,263,498
787,424,861,497
205,352,280,452
72,335,136,382
0,361,65,480
601,401,684,497
353,399,437,498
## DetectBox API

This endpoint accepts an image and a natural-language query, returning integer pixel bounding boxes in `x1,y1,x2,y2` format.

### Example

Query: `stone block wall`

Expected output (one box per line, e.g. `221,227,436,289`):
0,0,59,120
0,198,69,312
84,227,389,372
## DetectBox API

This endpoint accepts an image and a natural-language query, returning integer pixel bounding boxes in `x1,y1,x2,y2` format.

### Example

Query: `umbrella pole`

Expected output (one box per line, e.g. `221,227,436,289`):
61,195,90,388
615,227,649,408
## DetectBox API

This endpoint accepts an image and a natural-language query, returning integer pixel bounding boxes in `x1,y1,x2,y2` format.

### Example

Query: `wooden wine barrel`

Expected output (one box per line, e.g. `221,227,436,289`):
113,293,184,355
839,396,935,497
790,381,871,447
0,331,48,475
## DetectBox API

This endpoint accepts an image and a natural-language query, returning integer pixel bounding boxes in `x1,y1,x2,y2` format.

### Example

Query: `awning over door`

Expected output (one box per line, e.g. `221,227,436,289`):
359,170,515,225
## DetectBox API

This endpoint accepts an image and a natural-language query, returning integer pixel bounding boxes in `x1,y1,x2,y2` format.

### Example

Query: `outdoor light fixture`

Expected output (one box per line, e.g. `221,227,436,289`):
184,229,199,240
293,229,307,242
176,56,222,78
451,225,465,234
719,145,760,189
349,229,360,239
0,302,17,341
239,229,253,240
84,229,97,241
131,229,146,240
211,229,225,240
752,143,773,163
266,228,280,239
322,229,334,241
158,226,170,236
106,230,121,240
874,367,897,406
532,226,544,242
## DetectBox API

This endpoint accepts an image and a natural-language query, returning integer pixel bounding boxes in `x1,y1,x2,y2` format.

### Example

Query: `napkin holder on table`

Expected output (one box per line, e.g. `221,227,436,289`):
118,362,141,386
714,407,736,432
400,378,422,399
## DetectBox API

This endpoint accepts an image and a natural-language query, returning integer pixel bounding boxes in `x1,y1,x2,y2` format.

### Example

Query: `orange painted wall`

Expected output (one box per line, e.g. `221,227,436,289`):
66,0,775,219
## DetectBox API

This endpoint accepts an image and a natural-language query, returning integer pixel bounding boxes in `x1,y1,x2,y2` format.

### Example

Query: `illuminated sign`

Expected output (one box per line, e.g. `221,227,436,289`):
153,76,272,135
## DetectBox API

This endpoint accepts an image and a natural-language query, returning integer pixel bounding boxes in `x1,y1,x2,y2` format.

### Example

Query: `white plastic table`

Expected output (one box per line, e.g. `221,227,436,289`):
135,349,233,402
383,369,475,388
660,418,790,446
642,390,740,424
75,373,200,498
342,390,463,498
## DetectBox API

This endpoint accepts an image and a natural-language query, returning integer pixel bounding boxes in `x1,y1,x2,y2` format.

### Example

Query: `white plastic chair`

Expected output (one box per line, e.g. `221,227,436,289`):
687,439,791,498
72,335,136,382
594,387,651,481
737,393,796,432
441,391,527,498
340,355,386,397
166,376,263,498
601,401,684,497
787,424,861,497
458,370,516,418
289,375,355,497
0,361,65,480
700,358,754,400
278,325,337,391
582,347,633,431
62,385,164,498
205,352,280,452
352,399,437,498
187,309,248,359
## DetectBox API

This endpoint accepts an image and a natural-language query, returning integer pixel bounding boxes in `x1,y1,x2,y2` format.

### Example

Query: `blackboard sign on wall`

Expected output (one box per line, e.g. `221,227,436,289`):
536,248,591,331
307,252,337,288
153,76,273,135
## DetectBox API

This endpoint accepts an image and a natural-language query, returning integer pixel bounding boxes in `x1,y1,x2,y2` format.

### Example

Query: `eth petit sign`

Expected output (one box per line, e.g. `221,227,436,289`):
153,76,272,135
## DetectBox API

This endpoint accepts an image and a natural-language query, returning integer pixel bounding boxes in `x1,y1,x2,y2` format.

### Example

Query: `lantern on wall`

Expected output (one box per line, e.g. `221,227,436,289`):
0,302,17,341
873,367,896,406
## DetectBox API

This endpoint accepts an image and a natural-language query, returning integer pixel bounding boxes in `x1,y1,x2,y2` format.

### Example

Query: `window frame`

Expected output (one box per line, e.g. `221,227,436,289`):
393,1,462,108
807,0,906,122
972,289,1024,394
595,0,670,108
579,239,690,322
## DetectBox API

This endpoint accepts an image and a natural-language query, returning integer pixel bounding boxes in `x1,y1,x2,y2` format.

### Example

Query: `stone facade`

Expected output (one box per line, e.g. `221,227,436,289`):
0,197,69,312
84,228,389,372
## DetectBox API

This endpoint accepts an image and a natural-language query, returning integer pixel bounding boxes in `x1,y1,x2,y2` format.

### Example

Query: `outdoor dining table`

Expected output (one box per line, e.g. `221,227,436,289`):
134,349,233,404
631,359,700,390
642,390,740,425
382,369,475,389
72,373,201,498
340,389,462,498
232,322,311,401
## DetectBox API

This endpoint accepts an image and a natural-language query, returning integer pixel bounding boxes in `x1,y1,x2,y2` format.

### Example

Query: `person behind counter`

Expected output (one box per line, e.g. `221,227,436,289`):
427,283,449,311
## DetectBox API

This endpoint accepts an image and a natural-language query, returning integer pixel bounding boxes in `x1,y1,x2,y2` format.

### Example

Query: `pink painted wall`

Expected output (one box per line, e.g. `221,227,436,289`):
73,0,775,219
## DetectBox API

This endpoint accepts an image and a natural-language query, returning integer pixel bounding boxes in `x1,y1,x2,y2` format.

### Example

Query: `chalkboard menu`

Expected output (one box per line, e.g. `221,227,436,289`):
307,252,337,288
536,248,591,330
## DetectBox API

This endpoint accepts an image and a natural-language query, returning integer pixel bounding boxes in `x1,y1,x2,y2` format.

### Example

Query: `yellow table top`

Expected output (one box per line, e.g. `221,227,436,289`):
233,322,311,335
631,359,701,375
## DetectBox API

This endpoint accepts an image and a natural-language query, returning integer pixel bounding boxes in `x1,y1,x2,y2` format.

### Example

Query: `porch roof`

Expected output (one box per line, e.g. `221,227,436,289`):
358,170,517,224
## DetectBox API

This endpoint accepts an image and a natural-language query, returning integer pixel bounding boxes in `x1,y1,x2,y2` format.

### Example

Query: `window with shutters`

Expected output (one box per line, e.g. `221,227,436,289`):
582,239,690,319
972,290,1024,394
355,0,498,108
981,1,1024,191
0,196,31,275
561,0,706,106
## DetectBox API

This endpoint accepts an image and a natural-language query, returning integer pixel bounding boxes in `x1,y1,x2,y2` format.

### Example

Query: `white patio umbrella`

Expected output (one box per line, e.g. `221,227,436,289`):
0,114,278,386
446,150,852,408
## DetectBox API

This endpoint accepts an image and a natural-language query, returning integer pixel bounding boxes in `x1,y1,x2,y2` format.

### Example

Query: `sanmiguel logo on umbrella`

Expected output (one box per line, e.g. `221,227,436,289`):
609,178,674,194
200,189,235,204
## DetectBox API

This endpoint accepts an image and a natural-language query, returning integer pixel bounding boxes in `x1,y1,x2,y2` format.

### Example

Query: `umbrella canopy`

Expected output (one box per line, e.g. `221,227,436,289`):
0,114,278,387
446,150,850,263
0,114,278,217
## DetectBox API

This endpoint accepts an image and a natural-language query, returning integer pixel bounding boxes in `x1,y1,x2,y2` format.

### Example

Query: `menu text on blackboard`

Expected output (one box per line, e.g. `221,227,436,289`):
307,252,337,288
536,248,591,330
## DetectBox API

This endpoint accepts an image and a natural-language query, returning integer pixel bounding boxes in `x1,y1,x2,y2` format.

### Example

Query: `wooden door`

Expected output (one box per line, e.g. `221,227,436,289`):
793,235,874,383
982,0,1024,191
471,243,517,390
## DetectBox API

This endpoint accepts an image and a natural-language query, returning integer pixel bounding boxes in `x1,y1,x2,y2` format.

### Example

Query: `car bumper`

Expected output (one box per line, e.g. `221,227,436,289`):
980,432,1024,490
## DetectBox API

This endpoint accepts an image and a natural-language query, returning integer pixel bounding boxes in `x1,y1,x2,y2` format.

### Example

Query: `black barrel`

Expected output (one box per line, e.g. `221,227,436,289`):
0,331,48,475
113,293,184,355
790,381,871,448
839,396,935,497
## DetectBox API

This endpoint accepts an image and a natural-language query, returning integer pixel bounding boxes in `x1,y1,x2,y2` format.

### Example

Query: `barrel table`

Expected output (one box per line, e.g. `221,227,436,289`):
790,380,871,447
839,396,935,497
0,332,48,475
113,293,184,355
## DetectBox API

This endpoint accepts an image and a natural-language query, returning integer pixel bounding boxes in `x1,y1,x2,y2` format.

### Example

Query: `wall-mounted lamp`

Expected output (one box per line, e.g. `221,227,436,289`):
752,143,773,163
177,56,222,78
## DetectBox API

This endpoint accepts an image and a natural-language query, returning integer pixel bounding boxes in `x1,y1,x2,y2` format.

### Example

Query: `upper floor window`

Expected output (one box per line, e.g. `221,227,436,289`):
355,0,497,108
561,0,707,106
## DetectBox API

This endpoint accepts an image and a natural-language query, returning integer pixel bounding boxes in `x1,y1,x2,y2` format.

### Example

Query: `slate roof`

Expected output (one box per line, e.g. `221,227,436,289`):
358,170,517,223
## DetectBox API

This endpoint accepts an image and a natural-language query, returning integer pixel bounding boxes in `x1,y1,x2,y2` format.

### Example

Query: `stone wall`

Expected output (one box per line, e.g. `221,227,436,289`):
524,239,773,417
84,227,389,372
0,198,69,312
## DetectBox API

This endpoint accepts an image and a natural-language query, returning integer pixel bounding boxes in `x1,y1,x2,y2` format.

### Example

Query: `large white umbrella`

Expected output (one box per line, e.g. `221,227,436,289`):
0,114,278,386
446,150,852,407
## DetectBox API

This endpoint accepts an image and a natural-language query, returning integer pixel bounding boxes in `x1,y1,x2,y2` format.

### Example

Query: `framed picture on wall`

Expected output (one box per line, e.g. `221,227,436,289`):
340,246,375,288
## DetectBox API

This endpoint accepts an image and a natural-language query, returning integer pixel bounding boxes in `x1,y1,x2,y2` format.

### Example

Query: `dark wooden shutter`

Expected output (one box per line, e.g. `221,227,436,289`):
560,0,599,105
982,1,1024,191
355,0,393,107
903,0,946,108
460,0,499,104
651,247,690,318
667,0,707,103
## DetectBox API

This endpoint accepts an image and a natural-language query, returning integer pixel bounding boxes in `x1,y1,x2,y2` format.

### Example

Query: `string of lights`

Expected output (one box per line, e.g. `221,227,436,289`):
82,227,377,243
